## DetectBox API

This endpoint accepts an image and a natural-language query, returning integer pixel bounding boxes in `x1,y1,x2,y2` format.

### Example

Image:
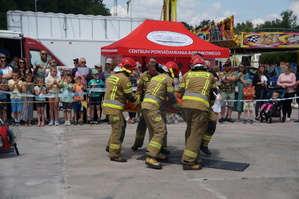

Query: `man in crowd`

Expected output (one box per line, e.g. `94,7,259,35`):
33,49,49,78
219,60,236,123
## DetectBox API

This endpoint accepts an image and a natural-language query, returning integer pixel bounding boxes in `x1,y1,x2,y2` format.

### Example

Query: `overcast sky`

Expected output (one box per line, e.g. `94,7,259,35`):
103,0,299,27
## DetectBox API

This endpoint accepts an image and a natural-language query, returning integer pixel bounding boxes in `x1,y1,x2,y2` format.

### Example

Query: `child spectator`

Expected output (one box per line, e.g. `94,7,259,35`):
88,70,105,123
259,92,280,114
34,77,46,126
8,71,23,125
0,70,8,123
242,79,256,124
60,73,74,126
20,74,34,126
73,76,86,125
212,87,222,124
45,66,61,126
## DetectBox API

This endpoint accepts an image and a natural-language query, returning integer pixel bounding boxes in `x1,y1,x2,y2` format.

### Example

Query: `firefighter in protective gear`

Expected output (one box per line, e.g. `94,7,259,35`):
200,107,217,155
103,57,139,162
180,55,217,170
142,61,181,169
200,60,218,156
131,60,158,151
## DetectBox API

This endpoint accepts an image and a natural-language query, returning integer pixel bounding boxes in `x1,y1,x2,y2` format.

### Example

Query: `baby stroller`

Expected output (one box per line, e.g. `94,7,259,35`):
259,87,285,123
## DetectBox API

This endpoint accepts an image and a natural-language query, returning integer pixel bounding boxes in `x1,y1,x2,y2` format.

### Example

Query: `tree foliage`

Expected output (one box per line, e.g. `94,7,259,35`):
256,9,299,30
235,21,254,33
259,52,297,65
0,0,110,29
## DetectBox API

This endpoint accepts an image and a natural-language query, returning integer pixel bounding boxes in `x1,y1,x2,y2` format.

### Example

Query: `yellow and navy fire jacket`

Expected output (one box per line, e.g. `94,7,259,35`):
179,70,216,112
103,71,138,115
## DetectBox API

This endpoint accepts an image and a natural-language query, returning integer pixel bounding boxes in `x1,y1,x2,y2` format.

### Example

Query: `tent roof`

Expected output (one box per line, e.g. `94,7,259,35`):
101,19,230,58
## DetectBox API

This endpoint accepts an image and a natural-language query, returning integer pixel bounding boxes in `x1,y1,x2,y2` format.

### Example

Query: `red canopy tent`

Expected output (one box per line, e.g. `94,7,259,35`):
101,19,230,73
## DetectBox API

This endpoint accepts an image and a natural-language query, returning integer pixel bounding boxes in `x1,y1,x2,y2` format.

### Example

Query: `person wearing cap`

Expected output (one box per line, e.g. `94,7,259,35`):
88,70,105,123
94,63,105,82
219,60,236,123
71,58,79,77
242,79,255,124
103,58,113,81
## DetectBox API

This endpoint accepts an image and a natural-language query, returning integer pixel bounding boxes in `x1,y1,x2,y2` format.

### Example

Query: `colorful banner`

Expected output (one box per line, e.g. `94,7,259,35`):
210,15,234,41
191,15,234,42
241,32,299,47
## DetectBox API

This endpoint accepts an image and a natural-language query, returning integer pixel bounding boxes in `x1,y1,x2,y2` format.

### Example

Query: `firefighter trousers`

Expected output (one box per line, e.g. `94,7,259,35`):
133,113,168,148
142,109,166,158
202,108,217,147
107,113,126,158
182,108,208,165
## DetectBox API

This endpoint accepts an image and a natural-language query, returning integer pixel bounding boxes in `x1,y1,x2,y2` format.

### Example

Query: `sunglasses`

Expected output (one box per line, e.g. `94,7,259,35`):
239,67,244,68
42,53,48,55
19,62,25,64
81,61,86,63
0,60,6,63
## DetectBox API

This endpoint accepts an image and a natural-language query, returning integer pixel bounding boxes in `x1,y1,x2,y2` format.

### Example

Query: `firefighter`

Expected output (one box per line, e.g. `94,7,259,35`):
131,60,158,151
180,55,217,170
200,107,217,155
142,61,181,169
103,57,139,162
201,60,218,156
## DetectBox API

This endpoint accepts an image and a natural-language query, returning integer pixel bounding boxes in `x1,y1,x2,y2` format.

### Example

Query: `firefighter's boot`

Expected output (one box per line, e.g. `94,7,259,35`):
156,153,168,160
182,164,202,170
110,156,127,162
200,145,212,155
145,157,162,169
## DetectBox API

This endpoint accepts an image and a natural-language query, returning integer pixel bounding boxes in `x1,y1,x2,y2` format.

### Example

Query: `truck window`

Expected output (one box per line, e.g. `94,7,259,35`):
30,50,53,66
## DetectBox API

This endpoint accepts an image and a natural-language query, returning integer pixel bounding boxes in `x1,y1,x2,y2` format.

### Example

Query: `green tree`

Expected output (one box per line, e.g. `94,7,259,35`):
235,20,254,33
256,9,297,30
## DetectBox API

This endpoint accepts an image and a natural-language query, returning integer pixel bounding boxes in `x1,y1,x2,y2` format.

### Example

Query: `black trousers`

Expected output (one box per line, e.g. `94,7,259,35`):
282,92,295,118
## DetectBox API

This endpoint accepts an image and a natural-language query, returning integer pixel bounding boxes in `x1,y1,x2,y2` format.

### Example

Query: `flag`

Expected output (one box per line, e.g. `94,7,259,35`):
126,0,131,14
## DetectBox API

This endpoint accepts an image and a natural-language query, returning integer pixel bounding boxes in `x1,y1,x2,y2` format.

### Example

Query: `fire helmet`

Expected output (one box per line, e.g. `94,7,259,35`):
190,55,207,70
165,61,179,78
119,57,136,73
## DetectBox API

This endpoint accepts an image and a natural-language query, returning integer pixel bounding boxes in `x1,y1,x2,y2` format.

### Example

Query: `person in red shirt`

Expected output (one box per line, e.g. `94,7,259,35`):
243,79,255,124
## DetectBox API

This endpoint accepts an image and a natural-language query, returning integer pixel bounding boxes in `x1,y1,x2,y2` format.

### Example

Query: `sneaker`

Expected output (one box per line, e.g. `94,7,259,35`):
110,156,127,162
294,119,299,122
73,121,78,125
131,145,140,151
79,121,84,125
227,118,234,123
200,145,212,155
48,121,54,126
145,157,162,169
243,119,247,124
183,164,202,170
64,122,68,126
67,121,71,126
286,118,291,122
97,119,102,124
250,119,253,124
219,117,225,123
55,121,59,126
282,115,286,123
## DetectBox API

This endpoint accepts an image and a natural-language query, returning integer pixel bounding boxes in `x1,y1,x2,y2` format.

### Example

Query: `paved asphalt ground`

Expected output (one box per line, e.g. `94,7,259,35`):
1,109,299,199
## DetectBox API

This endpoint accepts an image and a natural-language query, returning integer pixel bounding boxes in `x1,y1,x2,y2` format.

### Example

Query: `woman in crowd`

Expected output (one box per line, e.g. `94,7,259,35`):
277,63,296,122
20,73,34,126
252,65,269,120
234,63,249,122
